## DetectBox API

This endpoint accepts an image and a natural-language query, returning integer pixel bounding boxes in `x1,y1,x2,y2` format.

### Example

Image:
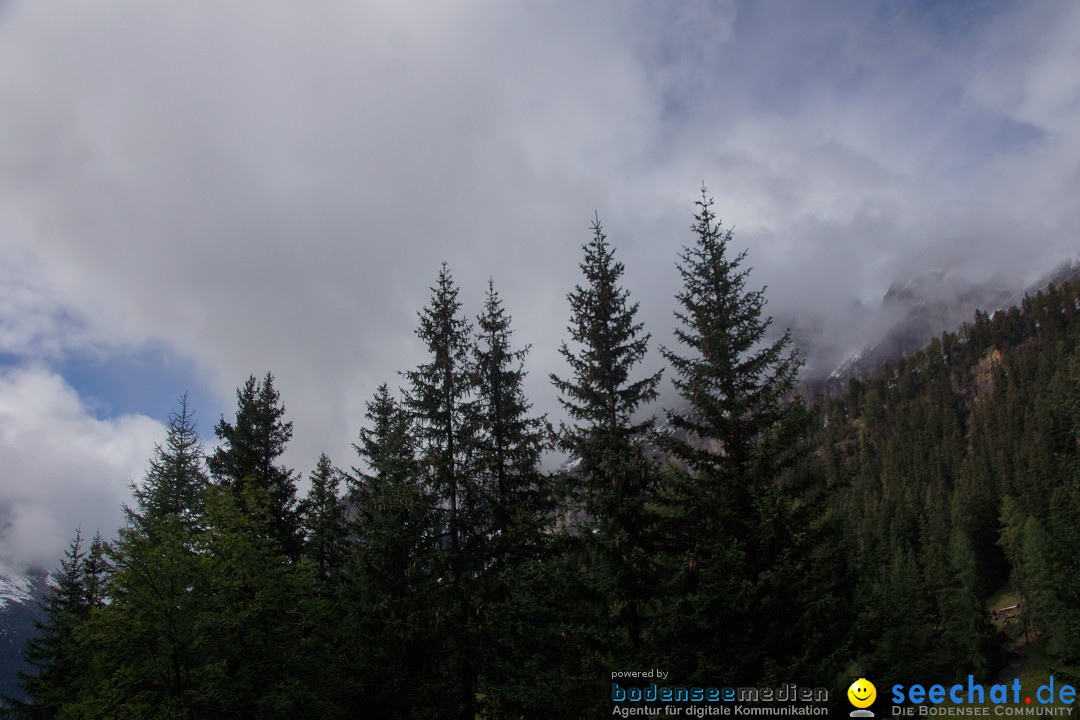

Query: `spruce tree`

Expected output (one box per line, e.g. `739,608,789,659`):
661,186,800,489
404,264,476,562
402,263,481,720
549,214,662,659
551,215,661,462
208,372,300,558
657,188,832,683
131,395,207,532
68,398,209,718
13,530,96,719
471,280,553,718
472,279,549,560
189,484,321,719
298,453,348,582
346,383,432,719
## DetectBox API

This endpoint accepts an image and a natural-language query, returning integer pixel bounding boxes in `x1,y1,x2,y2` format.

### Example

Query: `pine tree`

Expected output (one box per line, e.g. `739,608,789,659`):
298,453,348,582
549,214,662,658
346,383,432,719
13,530,96,718
472,279,549,561
208,372,300,558
404,264,476,564
403,263,481,720
350,384,429,581
190,484,321,719
471,280,553,718
66,398,210,718
656,188,831,683
661,186,800,496
131,394,207,532
551,215,661,465
82,532,109,612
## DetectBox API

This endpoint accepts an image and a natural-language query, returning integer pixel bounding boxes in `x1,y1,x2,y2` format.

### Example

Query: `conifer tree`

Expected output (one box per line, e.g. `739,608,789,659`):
299,453,348,582
131,395,207,531
64,398,210,718
403,263,481,720
208,372,300,558
471,280,553,718
346,383,432,719
661,186,801,496
657,188,834,683
189,484,322,719
82,532,109,612
404,265,476,559
550,215,662,657
551,216,661,465
351,385,429,578
472,279,549,560
13,530,96,718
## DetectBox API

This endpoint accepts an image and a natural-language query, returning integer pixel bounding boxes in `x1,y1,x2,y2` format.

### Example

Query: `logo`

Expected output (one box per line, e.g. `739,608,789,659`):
849,678,877,718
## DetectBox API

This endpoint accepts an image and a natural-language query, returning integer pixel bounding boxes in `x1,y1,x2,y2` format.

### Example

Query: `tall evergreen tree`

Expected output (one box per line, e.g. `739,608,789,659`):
298,453,348,582
404,264,476,561
403,263,481,720
550,214,662,661
661,187,801,489
551,215,661,463
656,188,837,683
61,398,210,719
471,280,553,718
346,383,432,719
12,530,96,719
131,395,207,532
208,372,300,558
188,484,321,720
472,279,549,560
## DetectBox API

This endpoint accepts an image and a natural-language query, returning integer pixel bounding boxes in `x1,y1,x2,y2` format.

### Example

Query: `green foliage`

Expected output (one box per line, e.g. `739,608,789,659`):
662,187,800,471
71,397,212,717
18,196,1080,717
823,279,1080,679
472,280,550,558
187,484,322,719
208,372,301,560
11,530,98,719
298,453,348,582
344,383,434,719
403,263,485,720
655,189,842,686
131,395,207,530
471,280,556,718
550,214,662,659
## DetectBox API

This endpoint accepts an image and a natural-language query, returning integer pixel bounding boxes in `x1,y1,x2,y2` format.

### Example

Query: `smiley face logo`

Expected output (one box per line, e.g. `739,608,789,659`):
848,678,876,709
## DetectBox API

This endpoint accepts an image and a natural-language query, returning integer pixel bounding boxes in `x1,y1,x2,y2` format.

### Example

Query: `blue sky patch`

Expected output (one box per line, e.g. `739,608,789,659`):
51,343,224,441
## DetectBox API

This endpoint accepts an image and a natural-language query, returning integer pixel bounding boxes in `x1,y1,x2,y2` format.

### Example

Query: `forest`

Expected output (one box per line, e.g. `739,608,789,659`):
5,189,1080,719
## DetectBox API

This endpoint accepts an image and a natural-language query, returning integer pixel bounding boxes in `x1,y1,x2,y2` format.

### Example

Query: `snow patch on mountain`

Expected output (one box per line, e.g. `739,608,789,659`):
0,569,49,611
0,572,36,609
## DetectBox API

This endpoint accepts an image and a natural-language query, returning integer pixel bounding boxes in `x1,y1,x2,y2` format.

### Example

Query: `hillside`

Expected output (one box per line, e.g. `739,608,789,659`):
817,279,1080,681
0,571,48,704
8,267,1080,717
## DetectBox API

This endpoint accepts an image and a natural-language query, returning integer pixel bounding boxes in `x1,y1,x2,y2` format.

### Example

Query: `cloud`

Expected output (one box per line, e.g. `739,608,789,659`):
0,0,1078,515
0,366,164,573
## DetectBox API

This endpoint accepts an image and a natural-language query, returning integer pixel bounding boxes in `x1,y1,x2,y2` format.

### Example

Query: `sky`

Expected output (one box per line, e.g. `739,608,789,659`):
1,0,1078,574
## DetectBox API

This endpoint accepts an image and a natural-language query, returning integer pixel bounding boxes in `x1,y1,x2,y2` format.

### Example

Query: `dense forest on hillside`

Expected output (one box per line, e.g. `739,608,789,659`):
5,189,1080,719
820,282,1080,682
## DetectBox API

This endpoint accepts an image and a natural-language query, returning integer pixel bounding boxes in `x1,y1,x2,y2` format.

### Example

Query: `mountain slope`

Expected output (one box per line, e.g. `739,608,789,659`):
0,570,49,703
816,277,1080,679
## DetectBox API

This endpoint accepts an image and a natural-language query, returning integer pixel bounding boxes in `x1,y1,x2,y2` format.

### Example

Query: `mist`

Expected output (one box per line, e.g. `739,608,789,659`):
1,0,1079,572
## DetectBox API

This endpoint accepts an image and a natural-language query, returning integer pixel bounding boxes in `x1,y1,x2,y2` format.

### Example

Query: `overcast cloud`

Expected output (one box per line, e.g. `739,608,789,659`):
1,0,1079,573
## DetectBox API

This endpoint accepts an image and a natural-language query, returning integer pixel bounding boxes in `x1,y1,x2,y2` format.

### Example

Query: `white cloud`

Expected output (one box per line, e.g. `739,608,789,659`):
0,366,164,573
0,0,1078,488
